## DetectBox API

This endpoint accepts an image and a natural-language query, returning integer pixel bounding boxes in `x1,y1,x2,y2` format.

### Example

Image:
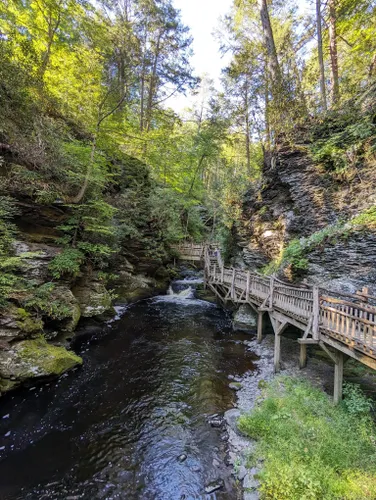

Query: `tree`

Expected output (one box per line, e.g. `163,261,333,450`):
258,0,283,93
328,0,340,105
316,0,327,110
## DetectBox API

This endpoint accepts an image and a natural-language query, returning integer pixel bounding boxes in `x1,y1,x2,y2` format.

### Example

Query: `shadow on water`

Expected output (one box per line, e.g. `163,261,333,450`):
0,269,258,500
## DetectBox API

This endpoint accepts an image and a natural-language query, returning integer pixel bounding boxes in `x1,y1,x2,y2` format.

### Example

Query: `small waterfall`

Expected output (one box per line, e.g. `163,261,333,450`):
167,285,194,299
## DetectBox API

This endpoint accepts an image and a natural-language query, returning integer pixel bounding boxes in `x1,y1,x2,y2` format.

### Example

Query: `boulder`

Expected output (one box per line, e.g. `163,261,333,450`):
13,240,62,284
0,305,43,342
112,271,157,302
51,286,81,332
0,337,82,393
73,277,113,318
233,304,257,332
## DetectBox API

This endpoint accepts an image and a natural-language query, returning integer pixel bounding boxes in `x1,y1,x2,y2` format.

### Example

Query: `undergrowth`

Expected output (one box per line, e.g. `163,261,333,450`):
309,103,376,174
238,376,376,500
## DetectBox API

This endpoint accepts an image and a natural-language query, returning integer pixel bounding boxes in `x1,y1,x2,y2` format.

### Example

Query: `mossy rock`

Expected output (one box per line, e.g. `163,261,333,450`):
16,308,44,334
0,337,82,393
0,305,43,341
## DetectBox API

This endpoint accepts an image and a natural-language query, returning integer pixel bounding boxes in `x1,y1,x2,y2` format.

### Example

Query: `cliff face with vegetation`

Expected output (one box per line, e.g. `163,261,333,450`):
0,106,175,393
235,87,376,294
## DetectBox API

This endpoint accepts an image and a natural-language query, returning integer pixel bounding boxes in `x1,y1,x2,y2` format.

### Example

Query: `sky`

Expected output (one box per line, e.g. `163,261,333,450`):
168,0,313,113
169,0,233,112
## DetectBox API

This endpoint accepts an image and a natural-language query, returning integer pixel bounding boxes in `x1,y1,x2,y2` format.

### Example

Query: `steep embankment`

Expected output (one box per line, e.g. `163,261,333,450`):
235,86,376,294
0,109,173,394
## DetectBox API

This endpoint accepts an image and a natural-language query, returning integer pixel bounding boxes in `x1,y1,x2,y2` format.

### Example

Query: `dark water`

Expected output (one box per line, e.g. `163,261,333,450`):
0,274,257,499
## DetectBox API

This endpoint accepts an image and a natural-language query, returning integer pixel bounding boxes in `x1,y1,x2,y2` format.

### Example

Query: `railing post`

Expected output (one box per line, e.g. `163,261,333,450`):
246,270,250,302
269,275,275,308
221,265,224,283
312,285,319,340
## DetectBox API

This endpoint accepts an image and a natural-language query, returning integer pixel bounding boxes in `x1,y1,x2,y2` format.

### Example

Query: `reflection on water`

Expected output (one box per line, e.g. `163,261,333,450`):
0,270,257,499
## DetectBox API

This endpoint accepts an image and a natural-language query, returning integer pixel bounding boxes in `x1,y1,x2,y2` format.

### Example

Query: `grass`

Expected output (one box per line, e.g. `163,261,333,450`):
238,376,376,499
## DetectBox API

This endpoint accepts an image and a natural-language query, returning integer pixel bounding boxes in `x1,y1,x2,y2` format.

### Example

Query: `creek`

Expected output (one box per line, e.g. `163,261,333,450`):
0,270,258,499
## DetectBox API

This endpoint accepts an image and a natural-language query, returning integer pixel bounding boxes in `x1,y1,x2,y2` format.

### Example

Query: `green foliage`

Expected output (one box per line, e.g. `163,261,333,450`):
238,376,376,500
0,196,28,306
23,283,72,320
48,248,84,279
342,382,374,417
310,109,376,173
351,206,376,228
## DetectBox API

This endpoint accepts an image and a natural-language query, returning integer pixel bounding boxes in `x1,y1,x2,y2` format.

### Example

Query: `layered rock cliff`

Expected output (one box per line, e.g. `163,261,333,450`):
235,88,376,294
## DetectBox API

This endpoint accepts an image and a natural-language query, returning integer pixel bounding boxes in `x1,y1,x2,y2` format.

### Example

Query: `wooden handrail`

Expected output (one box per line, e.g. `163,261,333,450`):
172,242,376,359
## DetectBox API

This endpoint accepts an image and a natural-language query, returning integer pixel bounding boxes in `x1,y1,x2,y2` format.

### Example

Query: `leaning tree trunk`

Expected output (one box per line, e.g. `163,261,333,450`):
244,77,251,177
316,0,327,111
258,0,282,93
328,0,339,105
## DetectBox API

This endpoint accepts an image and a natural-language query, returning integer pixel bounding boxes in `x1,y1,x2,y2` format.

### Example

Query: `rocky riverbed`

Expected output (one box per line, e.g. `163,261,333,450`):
224,327,376,499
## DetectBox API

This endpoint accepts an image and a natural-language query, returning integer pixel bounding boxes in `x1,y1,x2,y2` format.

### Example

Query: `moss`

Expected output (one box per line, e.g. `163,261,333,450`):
16,337,82,376
0,378,18,392
16,308,44,334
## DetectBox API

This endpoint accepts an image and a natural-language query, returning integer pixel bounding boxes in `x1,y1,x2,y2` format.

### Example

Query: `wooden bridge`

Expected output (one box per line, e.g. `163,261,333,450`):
172,242,376,403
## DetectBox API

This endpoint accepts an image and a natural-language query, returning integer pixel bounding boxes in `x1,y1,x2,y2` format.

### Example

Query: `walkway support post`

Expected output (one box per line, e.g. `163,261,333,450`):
246,270,251,302
257,311,264,343
334,351,344,404
274,330,281,373
299,344,307,369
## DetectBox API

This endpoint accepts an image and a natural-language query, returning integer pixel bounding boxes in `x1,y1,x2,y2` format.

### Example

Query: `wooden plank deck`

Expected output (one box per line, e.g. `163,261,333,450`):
172,242,376,402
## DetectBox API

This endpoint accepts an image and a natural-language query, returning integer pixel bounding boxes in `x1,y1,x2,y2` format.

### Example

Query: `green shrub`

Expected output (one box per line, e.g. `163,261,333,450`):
238,376,376,499
309,109,376,173
23,283,72,320
48,248,84,279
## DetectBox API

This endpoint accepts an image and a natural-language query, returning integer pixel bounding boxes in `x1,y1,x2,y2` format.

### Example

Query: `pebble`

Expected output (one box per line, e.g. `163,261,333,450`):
2,414,9,419
208,417,223,428
204,479,224,494
220,432,228,442
4,431,11,437
229,382,242,391
178,454,187,463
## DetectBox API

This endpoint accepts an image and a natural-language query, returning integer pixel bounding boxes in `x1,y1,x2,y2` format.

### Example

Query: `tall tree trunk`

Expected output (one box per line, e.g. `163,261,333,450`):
316,0,327,111
264,66,271,151
258,0,282,91
328,0,339,105
71,93,126,204
38,14,61,81
146,33,161,132
244,77,251,177
140,73,145,131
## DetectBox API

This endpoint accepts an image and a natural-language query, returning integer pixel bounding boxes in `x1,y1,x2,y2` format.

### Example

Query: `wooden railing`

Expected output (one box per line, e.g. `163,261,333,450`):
173,242,376,361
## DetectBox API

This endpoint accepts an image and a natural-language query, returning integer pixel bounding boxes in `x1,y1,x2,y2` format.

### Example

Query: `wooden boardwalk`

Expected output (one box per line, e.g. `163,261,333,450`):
173,242,376,403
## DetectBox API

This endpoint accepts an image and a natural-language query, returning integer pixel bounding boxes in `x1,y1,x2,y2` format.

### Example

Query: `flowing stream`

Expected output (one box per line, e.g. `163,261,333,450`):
0,269,258,500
